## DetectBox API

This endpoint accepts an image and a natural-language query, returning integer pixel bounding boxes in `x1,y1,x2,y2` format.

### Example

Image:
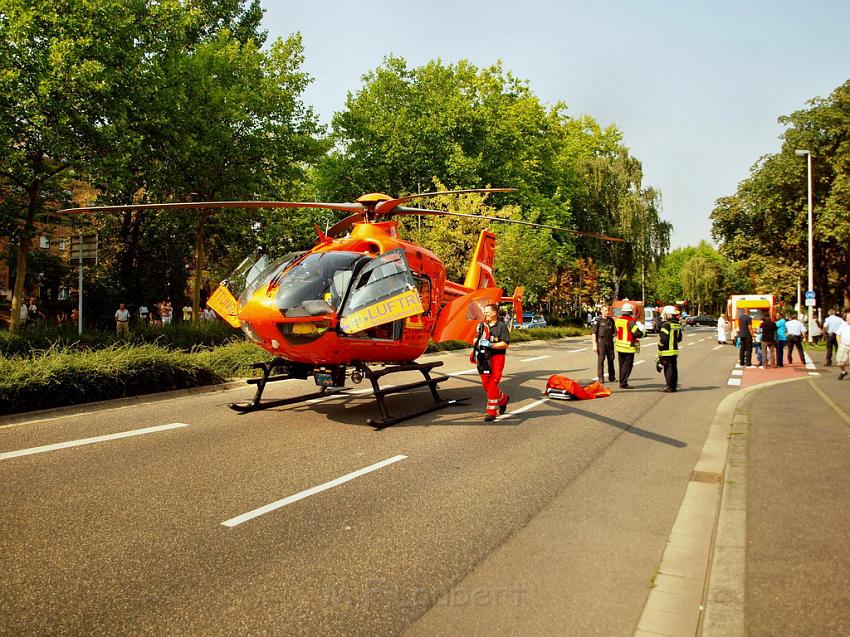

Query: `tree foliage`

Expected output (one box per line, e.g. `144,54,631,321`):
0,0,327,327
711,80,850,310
318,56,671,312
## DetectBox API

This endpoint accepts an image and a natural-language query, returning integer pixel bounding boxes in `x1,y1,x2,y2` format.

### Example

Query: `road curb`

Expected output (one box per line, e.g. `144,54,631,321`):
634,376,809,637
0,379,249,428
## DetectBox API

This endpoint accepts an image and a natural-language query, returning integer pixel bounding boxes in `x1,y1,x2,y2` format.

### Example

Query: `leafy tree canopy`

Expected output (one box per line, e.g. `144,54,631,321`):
711,80,850,309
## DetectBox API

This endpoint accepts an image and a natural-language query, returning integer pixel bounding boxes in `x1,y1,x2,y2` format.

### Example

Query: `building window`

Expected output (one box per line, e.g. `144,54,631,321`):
39,236,50,249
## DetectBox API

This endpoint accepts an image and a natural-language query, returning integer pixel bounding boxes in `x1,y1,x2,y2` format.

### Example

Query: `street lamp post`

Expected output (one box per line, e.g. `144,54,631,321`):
795,149,813,342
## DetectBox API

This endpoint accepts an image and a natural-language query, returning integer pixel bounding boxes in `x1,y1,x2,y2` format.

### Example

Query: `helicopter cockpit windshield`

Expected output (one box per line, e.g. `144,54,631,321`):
272,251,367,317
223,251,305,311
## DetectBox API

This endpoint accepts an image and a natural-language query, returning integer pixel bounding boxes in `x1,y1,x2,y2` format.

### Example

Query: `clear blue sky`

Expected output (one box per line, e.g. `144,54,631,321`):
261,0,850,248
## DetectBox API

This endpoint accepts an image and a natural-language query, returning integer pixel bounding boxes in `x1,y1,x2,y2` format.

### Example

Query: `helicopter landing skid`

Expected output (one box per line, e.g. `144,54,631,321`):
229,359,346,413
358,361,467,429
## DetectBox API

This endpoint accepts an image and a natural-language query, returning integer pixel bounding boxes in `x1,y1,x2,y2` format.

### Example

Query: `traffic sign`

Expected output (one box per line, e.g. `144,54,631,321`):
70,234,98,265
805,290,815,299
805,298,816,307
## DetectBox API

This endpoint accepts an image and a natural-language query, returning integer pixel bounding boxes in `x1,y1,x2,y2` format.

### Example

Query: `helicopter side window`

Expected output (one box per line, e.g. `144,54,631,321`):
414,276,432,317
343,251,415,315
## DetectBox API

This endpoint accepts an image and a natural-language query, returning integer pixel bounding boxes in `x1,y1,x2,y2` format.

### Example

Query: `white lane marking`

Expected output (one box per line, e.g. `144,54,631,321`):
635,360,646,365
497,398,549,420
222,455,408,527
699,338,706,342
447,368,479,376
0,423,189,460
688,342,696,346
731,370,743,376
520,355,550,362
712,345,723,351
727,378,742,386
808,372,820,376
804,353,816,370
570,348,589,353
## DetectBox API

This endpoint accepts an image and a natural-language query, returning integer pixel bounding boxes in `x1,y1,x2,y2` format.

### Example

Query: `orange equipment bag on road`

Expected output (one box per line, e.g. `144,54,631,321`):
544,375,613,400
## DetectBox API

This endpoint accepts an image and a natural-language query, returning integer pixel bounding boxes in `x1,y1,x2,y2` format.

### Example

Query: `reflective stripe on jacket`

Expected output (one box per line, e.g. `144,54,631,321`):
614,316,643,353
658,320,682,356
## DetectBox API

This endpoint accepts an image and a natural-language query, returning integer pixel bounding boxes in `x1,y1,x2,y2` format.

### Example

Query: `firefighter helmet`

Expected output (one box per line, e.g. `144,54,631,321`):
621,302,634,315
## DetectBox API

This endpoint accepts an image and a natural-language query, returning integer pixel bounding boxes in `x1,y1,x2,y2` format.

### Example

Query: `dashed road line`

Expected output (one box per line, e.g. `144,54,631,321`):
497,398,549,420
0,423,189,460
221,455,408,527
712,345,723,351
520,355,550,362
727,378,742,386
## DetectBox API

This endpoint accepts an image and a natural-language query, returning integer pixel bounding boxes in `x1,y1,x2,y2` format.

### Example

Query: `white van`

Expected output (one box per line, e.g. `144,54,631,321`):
644,307,661,333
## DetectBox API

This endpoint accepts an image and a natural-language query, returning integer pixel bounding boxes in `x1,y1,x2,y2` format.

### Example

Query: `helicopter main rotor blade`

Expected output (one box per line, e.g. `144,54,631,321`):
326,213,367,237
386,207,625,242
58,201,366,214
373,188,517,214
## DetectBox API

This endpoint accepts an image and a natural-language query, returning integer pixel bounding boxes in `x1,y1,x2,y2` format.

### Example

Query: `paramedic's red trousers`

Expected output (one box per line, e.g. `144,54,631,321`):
479,353,508,416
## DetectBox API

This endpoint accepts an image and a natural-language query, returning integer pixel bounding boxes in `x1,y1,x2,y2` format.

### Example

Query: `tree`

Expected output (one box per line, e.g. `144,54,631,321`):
680,255,720,315
711,80,850,309
68,5,326,323
0,0,147,331
320,57,671,311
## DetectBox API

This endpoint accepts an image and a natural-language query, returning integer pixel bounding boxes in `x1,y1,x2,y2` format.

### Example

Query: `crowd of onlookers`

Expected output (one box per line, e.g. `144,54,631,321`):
15,295,218,334
715,308,850,380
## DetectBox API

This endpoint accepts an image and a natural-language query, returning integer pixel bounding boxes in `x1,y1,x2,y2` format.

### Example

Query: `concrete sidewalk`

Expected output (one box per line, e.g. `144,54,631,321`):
703,349,850,636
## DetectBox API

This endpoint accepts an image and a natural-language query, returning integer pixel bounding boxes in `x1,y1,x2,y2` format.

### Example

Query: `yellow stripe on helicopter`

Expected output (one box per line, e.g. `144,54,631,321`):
340,289,424,334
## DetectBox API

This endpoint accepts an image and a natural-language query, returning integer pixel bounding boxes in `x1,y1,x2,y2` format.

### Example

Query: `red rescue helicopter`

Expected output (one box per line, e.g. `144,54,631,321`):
62,188,623,427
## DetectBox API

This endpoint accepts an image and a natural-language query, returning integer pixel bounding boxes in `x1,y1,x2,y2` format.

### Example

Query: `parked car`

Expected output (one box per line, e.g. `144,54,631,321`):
685,314,717,327
513,313,547,329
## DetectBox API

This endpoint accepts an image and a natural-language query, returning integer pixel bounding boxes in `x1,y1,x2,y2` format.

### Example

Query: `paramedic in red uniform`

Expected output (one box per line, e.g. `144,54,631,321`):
473,303,511,421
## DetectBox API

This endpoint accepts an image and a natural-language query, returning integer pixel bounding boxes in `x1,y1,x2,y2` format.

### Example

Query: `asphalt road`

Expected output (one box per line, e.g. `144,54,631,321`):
1,327,736,636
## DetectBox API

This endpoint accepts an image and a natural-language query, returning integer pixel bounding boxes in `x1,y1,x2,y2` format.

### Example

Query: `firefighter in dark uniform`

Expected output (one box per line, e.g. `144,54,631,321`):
472,303,511,421
657,305,683,392
592,304,616,383
614,302,646,389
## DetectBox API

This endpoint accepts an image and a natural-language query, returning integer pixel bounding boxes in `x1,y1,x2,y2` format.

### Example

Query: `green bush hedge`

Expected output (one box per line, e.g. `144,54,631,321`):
0,321,239,357
0,326,588,416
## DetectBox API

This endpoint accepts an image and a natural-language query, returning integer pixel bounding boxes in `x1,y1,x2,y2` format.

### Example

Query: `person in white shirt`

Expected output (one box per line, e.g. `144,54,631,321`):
138,304,149,325
835,313,850,380
115,303,130,337
822,309,845,367
784,313,807,365
716,313,728,344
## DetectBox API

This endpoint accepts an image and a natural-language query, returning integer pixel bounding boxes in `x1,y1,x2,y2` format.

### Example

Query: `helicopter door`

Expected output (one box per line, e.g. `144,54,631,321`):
339,249,424,335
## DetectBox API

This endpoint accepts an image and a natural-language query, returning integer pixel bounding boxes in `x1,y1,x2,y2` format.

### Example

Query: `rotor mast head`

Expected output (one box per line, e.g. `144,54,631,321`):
355,193,394,221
